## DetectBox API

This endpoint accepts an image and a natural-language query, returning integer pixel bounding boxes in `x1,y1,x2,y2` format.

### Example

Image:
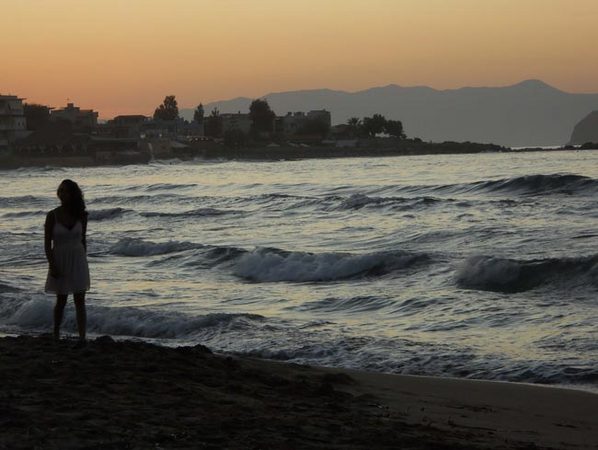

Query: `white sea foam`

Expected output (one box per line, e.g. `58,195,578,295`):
233,247,427,282
0,297,264,339
109,238,204,257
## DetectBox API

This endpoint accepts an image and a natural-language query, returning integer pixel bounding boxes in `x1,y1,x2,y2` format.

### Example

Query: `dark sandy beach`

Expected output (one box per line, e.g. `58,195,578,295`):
0,335,596,449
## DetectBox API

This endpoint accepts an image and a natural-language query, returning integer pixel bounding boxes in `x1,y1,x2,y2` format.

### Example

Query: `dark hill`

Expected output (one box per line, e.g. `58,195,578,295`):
181,80,598,147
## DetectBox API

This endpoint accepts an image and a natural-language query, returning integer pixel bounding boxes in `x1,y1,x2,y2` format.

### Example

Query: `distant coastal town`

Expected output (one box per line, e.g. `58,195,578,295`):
0,93,592,168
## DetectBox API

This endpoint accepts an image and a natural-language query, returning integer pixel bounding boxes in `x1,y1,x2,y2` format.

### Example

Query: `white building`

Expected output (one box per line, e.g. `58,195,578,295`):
0,95,28,153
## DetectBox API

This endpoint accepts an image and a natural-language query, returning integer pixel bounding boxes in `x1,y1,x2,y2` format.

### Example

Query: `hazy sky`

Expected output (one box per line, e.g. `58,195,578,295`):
2,0,597,118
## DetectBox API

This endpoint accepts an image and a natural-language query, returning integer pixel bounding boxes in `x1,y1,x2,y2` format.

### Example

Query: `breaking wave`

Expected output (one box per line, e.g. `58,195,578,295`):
456,254,598,293
0,297,265,339
1,297,596,386
107,239,431,283
233,247,429,282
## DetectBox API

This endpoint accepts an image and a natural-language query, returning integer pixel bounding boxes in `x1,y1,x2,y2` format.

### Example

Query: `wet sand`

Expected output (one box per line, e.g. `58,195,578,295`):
0,335,596,449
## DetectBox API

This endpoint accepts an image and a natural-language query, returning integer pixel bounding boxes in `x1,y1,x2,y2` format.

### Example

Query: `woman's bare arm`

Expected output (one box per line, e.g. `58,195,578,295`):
81,214,87,251
44,212,54,261
44,211,56,268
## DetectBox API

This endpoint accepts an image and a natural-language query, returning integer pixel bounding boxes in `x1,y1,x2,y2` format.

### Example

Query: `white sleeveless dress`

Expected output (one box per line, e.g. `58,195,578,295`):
45,216,90,295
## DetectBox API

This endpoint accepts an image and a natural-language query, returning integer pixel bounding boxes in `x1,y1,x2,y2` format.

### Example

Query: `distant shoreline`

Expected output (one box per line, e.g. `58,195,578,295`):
1,141,596,169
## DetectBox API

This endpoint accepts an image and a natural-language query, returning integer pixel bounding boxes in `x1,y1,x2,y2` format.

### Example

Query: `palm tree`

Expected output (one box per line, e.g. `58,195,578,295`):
347,117,361,137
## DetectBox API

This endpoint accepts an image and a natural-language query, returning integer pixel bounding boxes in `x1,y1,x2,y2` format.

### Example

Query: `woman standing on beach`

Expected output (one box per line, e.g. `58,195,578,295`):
44,179,90,344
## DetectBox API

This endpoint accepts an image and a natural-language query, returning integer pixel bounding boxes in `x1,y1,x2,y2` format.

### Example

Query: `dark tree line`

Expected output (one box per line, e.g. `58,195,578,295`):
150,95,404,144
346,114,405,138
249,99,276,135
193,103,204,124
204,108,222,138
153,96,179,121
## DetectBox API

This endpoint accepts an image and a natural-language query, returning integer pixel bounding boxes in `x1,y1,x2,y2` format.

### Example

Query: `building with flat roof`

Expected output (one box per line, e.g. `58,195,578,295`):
277,110,332,137
102,115,149,138
0,95,28,153
50,102,99,130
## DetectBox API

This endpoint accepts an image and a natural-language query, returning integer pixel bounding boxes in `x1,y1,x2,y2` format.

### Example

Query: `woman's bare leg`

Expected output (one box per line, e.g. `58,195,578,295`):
53,294,68,340
74,292,87,341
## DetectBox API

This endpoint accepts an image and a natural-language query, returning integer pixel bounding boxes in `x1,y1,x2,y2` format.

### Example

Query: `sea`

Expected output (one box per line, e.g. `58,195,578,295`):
1,150,597,389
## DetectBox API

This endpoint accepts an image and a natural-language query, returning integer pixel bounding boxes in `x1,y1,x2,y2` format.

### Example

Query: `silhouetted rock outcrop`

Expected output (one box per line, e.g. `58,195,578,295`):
569,111,598,145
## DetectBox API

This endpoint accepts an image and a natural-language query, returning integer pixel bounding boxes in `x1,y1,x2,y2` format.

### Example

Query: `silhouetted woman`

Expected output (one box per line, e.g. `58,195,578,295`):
45,179,90,344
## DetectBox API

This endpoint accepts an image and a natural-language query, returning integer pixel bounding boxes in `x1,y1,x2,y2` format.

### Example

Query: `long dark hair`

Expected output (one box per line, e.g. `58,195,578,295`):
59,179,87,219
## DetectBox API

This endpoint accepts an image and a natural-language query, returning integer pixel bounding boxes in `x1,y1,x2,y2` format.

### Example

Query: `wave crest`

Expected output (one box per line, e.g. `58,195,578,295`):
0,195,50,207
1,210,45,218
336,193,442,210
141,208,243,218
142,183,197,191
233,247,429,282
476,174,598,195
88,207,133,221
1,298,264,339
456,254,598,293
109,238,204,257
453,174,598,196
290,295,395,313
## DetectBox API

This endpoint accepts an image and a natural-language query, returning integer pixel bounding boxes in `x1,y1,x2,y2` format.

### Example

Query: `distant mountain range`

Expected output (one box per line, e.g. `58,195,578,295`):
180,80,598,147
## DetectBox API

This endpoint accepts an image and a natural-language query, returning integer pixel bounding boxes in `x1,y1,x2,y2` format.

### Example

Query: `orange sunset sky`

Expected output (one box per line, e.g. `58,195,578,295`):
2,0,598,118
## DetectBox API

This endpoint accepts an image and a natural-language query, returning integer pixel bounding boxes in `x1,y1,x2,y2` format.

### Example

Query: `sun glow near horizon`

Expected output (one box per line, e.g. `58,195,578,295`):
2,0,598,118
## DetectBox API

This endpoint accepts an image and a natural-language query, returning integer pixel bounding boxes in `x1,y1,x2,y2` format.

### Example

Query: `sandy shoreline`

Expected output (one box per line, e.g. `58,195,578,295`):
0,335,596,449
